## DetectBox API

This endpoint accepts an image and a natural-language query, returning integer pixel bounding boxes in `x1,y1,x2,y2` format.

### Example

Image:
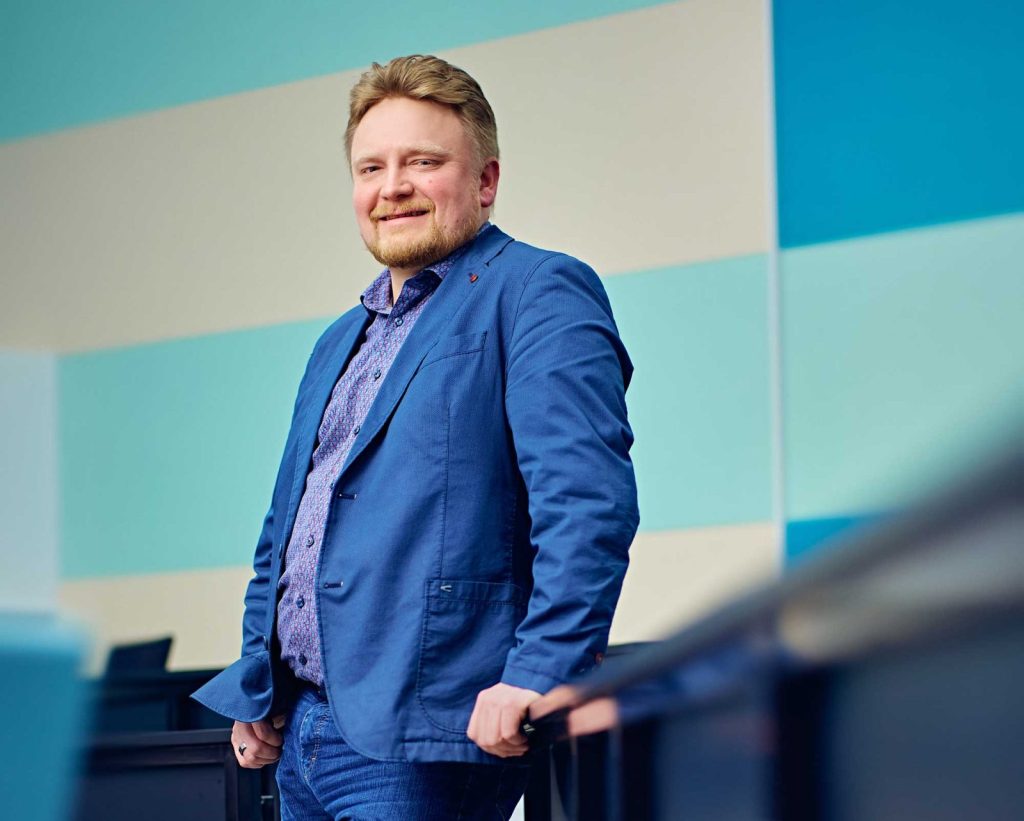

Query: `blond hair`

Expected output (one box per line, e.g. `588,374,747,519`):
345,55,499,167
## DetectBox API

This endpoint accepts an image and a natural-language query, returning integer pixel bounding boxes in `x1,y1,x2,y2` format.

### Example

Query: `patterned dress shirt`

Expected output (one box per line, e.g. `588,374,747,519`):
275,239,474,686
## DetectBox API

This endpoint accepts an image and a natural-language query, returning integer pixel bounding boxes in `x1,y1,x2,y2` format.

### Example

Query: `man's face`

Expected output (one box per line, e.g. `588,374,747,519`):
350,96,499,276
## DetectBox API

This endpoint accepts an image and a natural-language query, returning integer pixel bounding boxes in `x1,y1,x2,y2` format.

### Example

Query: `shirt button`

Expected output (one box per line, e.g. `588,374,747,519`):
395,317,404,326
306,534,315,547
353,425,361,435
296,596,305,609
372,369,382,380
298,654,307,665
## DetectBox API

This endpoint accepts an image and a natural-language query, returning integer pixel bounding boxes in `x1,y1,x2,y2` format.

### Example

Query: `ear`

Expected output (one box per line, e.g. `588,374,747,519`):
478,158,500,208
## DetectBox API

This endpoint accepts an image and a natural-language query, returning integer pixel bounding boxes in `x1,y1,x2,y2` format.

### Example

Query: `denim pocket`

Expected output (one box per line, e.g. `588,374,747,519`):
417,578,526,733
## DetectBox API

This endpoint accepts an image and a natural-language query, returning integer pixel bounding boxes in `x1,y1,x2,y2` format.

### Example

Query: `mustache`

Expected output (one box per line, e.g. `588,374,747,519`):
371,203,434,222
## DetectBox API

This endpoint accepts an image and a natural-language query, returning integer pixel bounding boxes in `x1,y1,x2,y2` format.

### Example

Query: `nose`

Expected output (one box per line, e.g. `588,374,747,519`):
380,165,413,200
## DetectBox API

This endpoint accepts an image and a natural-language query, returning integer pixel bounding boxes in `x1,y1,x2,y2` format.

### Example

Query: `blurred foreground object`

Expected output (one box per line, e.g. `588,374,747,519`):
526,437,1024,820
0,615,87,821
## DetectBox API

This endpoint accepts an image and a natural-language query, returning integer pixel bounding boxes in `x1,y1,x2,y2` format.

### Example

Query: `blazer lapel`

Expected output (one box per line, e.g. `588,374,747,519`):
283,310,372,541
337,225,514,479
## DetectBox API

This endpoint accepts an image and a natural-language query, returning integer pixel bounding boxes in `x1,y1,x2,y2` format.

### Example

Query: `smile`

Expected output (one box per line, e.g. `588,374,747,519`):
378,210,429,222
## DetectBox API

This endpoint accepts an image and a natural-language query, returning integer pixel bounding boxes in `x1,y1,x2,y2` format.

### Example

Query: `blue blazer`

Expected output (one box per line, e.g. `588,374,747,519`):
193,225,639,763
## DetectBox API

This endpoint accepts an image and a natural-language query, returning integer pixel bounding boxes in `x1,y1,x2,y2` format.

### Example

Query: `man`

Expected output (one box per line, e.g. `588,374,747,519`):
193,54,639,820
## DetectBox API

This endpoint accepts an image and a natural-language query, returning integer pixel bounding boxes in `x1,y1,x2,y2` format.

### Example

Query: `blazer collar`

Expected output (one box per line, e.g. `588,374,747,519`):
336,224,513,477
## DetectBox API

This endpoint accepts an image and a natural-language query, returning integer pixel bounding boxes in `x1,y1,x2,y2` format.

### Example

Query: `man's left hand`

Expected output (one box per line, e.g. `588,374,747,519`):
466,682,542,757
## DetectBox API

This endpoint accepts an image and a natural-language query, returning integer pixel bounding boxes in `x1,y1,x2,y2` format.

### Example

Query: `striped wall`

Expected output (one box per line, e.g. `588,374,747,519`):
775,0,1024,561
2,0,1020,669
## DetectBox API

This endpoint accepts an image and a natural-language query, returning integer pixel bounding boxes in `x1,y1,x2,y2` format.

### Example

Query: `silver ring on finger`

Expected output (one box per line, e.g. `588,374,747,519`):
237,742,247,756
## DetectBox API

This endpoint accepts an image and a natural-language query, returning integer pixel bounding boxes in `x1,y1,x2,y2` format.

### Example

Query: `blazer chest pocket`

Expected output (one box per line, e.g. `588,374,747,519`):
421,331,487,367
417,578,526,734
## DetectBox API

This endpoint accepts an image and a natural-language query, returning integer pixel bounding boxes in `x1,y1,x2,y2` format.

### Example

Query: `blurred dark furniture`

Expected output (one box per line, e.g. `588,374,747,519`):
74,729,276,821
89,667,231,734
104,636,173,678
76,667,280,820
525,445,1024,820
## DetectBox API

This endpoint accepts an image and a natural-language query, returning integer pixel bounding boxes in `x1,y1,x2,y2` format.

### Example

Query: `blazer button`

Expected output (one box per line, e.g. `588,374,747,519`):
261,635,269,649
306,534,315,547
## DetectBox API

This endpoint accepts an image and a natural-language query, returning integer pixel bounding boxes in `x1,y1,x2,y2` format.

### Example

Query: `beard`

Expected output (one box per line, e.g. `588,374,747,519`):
363,205,481,272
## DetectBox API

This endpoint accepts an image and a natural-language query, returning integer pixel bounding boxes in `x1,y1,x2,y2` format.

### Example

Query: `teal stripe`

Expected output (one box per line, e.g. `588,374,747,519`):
605,255,774,531
2,0,676,143
59,320,329,579
58,254,774,579
783,213,1024,521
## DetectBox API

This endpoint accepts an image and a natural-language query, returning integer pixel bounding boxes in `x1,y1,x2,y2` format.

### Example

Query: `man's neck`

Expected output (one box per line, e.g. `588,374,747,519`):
387,220,490,305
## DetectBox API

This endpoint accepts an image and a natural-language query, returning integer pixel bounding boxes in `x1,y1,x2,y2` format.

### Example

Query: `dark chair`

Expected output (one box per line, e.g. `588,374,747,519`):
105,636,173,677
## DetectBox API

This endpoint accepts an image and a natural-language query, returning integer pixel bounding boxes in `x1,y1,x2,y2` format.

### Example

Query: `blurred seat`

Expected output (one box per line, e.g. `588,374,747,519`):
104,636,172,678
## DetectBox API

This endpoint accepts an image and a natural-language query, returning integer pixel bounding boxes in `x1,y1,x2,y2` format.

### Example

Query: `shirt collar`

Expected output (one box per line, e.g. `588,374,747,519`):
360,221,491,316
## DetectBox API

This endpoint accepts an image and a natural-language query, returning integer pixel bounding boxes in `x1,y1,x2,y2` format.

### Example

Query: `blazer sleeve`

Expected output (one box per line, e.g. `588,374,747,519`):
500,253,640,693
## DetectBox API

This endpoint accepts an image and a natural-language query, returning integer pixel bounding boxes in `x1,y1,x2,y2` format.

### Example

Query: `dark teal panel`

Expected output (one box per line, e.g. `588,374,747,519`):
59,319,329,578
785,514,881,564
1,0,674,142
774,0,1024,247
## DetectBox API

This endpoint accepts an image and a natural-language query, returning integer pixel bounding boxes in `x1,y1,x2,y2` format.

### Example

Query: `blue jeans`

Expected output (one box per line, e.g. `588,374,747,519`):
276,686,530,820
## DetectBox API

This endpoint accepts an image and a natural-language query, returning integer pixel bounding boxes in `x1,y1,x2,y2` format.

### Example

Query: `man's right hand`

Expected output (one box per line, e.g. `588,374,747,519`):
231,716,285,768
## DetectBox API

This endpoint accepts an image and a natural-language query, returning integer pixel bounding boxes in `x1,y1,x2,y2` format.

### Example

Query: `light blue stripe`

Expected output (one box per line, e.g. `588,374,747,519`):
59,320,329,579
783,213,1024,521
0,350,59,609
774,0,1024,246
2,0,676,143
58,254,774,579
605,255,774,531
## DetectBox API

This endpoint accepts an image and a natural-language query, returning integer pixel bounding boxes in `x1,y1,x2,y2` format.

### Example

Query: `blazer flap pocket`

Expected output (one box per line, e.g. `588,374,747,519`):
422,331,487,366
426,578,525,607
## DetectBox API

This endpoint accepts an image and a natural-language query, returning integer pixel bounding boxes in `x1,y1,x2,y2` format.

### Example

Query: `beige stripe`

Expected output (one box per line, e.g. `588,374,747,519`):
59,521,777,675
1,0,769,351
610,521,778,643
60,566,253,675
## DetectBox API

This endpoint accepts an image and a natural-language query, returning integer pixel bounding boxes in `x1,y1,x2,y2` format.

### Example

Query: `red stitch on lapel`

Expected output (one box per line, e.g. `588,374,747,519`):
469,273,479,283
